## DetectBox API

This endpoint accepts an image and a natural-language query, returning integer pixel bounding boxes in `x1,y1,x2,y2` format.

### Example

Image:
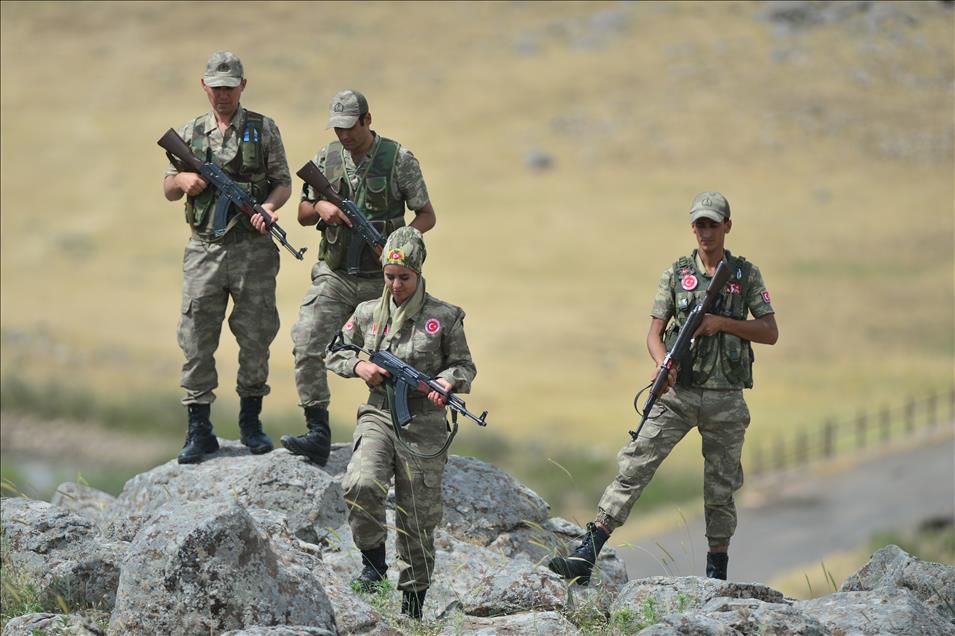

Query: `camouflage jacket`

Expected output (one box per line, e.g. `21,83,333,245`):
326,293,476,405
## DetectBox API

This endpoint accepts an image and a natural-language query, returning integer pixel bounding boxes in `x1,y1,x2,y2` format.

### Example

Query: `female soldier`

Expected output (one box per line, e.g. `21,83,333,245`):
325,226,476,620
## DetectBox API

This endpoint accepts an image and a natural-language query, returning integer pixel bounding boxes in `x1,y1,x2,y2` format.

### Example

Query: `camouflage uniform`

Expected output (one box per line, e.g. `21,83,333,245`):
597,249,775,547
291,133,431,409
326,293,476,592
166,107,291,405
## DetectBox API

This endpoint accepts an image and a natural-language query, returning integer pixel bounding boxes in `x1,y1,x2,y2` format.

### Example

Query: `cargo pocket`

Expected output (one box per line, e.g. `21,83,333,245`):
177,296,198,356
291,292,320,348
363,176,389,215
721,334,753,388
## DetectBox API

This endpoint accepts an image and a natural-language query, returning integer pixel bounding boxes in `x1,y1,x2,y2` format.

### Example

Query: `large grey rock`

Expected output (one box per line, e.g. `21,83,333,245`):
220,628,335,636
839,544,955,626
100,441,347,544
1,613,105,636
698,597,828,635
461,561,568,617
437,610,580,635
50,482,115,525
107,500,337,636
441,455,550,545
795,588,955,636
611,576,784,617
634,613,739,635
1,497,126,611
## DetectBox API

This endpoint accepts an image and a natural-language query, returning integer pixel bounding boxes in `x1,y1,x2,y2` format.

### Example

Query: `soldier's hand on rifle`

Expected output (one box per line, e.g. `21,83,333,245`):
252,206,278,234
175,172,208,197
355,360,390,387
652,363,678,395
427,378,453,407
692,314,724,339
315,200,353,228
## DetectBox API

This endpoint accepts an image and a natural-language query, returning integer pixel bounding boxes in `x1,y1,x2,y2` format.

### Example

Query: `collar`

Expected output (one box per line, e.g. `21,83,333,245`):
692,249,731,277
201,105,246,135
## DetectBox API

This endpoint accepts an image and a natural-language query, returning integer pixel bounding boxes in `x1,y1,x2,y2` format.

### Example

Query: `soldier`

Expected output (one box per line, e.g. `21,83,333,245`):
548,192,778,583
282,90,437,466
163,51,291,464
326,227,476,620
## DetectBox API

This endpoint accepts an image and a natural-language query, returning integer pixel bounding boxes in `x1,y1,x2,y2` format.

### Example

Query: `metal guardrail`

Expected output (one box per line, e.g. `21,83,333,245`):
746,386,955,476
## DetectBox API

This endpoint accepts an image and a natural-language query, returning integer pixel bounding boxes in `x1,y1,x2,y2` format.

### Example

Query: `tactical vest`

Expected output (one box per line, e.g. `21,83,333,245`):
665,251,755,389
318,137,406,273
184,110,268,239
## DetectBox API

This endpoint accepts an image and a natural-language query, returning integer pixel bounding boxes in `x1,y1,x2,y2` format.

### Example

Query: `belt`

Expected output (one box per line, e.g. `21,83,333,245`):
191,228,262,244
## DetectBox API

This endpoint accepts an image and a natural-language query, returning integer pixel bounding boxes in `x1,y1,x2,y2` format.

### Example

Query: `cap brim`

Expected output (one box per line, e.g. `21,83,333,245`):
204,75,242,88
326,114,359,130
690,210,726,223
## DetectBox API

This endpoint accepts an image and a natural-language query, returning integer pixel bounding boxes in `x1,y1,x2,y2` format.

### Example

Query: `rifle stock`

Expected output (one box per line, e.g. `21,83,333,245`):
158,128,203,173
629,260,732,441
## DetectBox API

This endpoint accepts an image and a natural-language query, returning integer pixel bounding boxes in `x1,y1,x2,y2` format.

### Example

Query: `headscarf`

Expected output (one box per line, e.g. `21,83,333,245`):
372,227,427,349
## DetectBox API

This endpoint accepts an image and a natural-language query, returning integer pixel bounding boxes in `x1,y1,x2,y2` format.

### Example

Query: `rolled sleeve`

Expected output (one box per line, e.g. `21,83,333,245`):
263,118,291,188
746,265,775,318
395,147,430,212
650,267,676,321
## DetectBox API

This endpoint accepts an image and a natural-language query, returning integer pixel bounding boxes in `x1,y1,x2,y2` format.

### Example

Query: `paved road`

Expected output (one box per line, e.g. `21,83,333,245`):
614,430,955,583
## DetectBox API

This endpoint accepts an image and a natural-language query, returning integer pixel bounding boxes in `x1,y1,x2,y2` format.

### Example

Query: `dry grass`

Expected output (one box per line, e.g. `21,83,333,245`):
1,2,952,479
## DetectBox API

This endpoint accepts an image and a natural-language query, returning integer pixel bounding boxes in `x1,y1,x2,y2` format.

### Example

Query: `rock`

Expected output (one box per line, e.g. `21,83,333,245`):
461,561,568,617
839,543,955,625
220,628,335,636
1,613,105,636
1,497,125,611
699,597,828,635
795,588,955,636
50,482,115,525
107,500,336,636
100,441,347,544
437,610,580,635
633,612,739,635
441,455,550,545
611,576,785,617
525,149,554,172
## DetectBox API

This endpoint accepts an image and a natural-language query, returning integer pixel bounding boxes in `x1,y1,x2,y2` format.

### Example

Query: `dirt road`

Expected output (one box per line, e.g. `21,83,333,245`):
613,429,955,583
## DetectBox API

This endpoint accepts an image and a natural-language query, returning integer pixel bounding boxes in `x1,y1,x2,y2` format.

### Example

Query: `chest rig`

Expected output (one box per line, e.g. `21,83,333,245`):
666,251,755,389
318,137,406,274
185,111,268,238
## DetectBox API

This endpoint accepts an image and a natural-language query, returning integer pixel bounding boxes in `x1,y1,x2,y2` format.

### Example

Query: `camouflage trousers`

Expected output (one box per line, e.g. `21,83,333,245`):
177,233,280,405
291,262,384,408
342,397,448,592
597,387,750,547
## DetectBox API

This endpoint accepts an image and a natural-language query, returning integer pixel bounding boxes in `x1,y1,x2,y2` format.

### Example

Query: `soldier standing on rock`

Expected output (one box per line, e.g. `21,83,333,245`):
325,227,476,620
282,89,437,467
163,51,292,464
548,192,778,583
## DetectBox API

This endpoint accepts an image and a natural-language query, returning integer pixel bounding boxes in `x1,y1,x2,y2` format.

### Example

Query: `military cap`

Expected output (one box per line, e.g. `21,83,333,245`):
326,89,369,129
204,51,244,88
382,227,426,274
689,192,731,223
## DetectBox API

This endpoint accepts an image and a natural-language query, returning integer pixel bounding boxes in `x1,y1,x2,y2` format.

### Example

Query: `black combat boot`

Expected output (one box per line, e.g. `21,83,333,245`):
238,396,273,454
351,545,388,593
401,588,427,620
177,404,220,464
547,522,610,586
706,552,728,580
401,588,428,621
280,406,331,466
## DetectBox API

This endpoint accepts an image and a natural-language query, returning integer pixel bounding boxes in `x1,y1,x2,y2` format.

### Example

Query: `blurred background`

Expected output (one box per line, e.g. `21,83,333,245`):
1,1,952,598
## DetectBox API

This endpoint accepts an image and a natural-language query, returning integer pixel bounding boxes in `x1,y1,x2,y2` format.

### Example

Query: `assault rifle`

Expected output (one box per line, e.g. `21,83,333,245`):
328,331,488,429
296,161,386,274
158,128,307,260
629,259,732,441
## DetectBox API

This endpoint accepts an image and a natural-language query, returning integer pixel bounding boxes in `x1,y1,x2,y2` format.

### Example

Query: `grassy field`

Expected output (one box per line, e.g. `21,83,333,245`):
1,2,953,521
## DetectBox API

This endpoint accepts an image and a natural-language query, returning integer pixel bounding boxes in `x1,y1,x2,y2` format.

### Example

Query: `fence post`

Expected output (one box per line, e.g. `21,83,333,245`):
880,406,891,443
774,438,786,470
857,413,868,449
928,393,938,429
796,429,808,465
823,419,836,458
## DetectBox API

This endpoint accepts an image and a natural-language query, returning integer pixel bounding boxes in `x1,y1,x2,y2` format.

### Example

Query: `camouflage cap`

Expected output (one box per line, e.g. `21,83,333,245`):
203,51,244,88
326,89,368,129
382,227,426,274
689,192,731,223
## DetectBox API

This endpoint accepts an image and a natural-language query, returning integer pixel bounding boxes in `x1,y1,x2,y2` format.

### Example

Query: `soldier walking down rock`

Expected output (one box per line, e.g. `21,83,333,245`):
282,90,437,466
325,227,476,620
162,51,292,464
548,192,778,583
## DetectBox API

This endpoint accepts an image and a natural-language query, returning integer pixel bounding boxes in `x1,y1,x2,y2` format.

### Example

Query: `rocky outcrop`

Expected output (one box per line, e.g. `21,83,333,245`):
3,442,954,635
